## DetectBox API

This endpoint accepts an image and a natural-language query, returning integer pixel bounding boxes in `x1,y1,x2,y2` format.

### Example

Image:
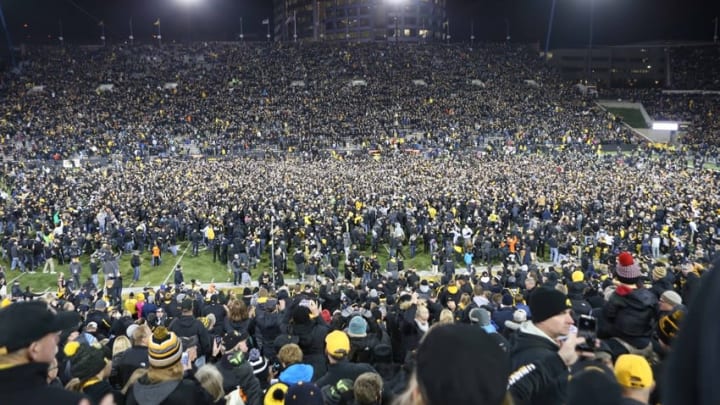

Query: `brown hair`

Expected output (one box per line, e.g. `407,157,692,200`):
147,361,184,384
354,372,383,405
473,284,484,296
227,299,249,322
278,343,303,366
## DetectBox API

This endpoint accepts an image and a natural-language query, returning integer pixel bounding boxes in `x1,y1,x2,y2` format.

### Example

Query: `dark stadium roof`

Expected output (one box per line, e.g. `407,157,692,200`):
1,0,718,47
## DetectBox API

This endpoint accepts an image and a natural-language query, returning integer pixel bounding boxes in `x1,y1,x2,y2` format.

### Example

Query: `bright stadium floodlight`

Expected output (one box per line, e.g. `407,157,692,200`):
175,0,203,6
652,122,679,131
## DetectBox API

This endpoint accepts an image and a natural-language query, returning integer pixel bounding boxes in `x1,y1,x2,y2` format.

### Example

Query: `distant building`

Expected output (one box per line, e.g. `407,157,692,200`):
550,45,668,88
272,0,448,43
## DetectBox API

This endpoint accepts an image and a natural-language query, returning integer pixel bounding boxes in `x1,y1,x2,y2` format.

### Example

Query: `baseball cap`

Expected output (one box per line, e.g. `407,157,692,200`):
0,301,80,354
614,354,654,389
325,330,350,358
181,298,194,311
222,331,249,350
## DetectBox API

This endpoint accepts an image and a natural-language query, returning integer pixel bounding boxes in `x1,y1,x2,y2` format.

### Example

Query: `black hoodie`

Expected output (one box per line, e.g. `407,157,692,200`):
168,315,211,357
509,323,567,405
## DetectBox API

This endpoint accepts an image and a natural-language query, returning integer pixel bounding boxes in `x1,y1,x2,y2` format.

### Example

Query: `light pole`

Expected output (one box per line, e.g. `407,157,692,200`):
470,20,474,48
58,20,64,47
99,21,105,47
394,16,398,45
586,0,595,83
544,0,557,59
386,0,404,45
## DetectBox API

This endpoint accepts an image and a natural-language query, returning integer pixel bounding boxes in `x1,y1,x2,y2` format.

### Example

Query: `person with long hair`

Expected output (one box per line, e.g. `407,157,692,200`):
124,326,213,405
112,324,150,391
108,335,132,389
195,364,226,404
224,298,251,335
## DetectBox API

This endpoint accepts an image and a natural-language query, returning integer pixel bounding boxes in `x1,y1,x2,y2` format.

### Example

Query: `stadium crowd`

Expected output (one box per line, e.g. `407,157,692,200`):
1,41,638,162
603,45,720,150
668,45,720,91
0,41,719,405
0,237,717,405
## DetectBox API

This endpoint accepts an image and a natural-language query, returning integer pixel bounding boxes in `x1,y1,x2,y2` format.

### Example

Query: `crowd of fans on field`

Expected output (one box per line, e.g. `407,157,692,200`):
0,41,719,405
0,41,641,162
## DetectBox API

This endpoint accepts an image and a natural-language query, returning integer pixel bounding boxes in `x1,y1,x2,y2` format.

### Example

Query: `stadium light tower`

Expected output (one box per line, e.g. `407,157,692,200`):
544,0,557,59
0,2,15,67
386,0,406,44
586,0,595,83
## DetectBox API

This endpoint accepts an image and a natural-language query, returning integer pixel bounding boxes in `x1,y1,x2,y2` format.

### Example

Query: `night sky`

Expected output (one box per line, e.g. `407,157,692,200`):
1,0,719,48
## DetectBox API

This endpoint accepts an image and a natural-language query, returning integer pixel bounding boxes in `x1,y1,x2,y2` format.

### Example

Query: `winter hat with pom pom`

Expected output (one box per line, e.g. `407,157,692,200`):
616,251,642,284
148,326,182,368
264,382,288,405
64,341,107,381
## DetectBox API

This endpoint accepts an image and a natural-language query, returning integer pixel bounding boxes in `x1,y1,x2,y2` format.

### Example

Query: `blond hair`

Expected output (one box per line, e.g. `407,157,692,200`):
112,336,132,357
195,364,225,402
458,293,471,309
132,324,152,346
437,309,454,324
415,305,429,320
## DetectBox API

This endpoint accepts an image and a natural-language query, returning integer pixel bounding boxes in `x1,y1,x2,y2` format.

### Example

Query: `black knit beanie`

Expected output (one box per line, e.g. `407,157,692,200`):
529,287,572,323
416,324,510,405
64,341,107,381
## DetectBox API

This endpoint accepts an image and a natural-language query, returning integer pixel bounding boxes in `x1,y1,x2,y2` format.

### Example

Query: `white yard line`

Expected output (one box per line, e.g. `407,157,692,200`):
9,271,26,284
162,243,192,285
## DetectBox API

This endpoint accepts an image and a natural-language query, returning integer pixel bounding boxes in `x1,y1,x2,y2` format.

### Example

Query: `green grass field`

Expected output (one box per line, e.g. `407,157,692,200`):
8,242,433,293
605,107,649,129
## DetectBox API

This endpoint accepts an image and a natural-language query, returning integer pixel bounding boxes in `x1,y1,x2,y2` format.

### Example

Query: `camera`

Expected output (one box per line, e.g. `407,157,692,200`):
577,314,597,351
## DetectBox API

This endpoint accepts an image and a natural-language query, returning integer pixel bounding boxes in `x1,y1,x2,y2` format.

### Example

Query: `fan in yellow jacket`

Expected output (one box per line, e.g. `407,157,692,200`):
124,293,138,318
